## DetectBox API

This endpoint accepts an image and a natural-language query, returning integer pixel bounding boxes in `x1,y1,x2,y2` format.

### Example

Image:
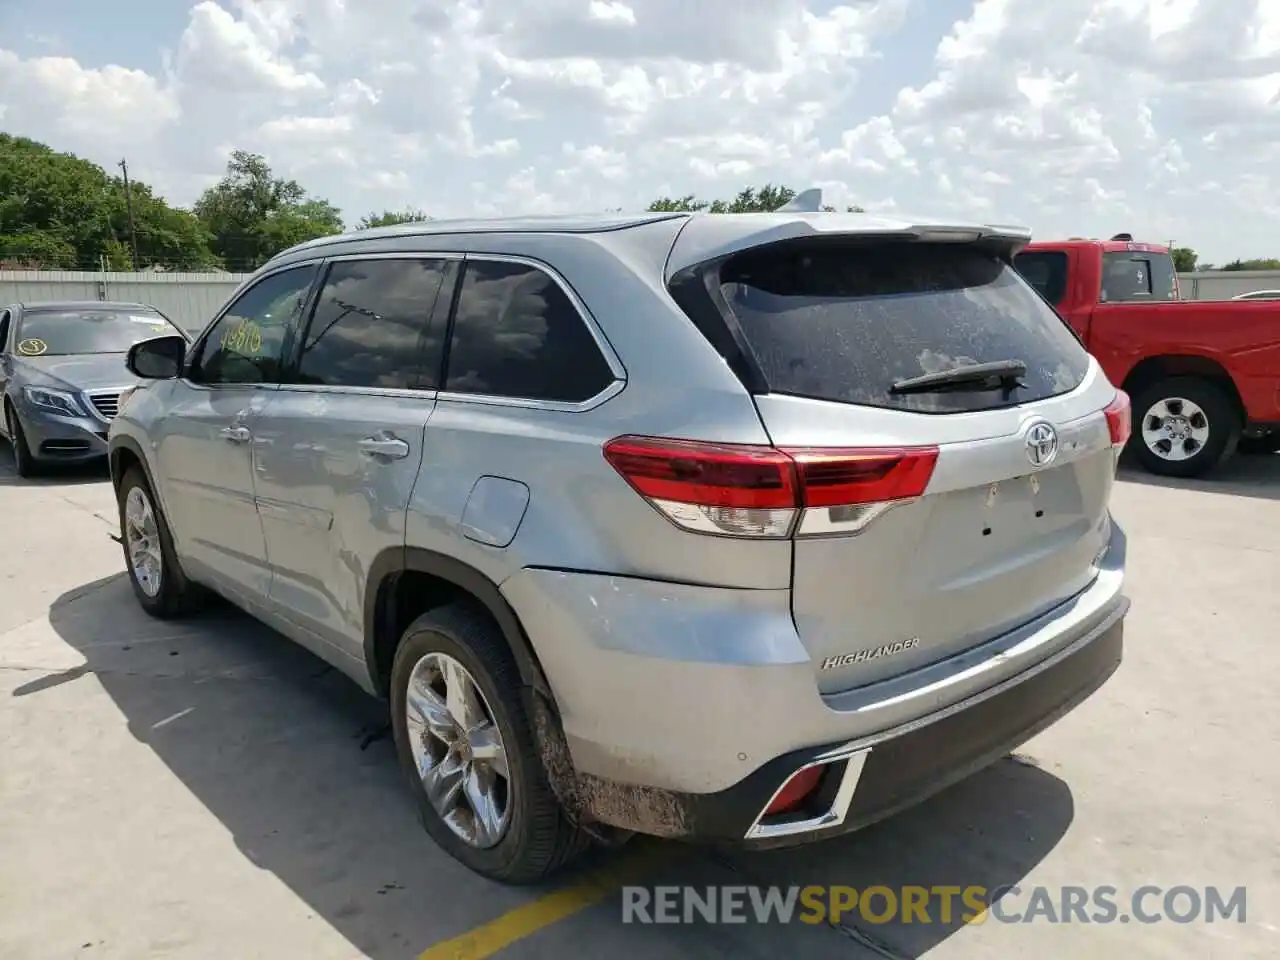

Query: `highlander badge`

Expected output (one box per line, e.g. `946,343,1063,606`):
821,638,920,670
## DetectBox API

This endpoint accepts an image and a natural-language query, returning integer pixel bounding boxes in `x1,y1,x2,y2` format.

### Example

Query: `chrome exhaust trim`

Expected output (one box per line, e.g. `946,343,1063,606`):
743,747,871,841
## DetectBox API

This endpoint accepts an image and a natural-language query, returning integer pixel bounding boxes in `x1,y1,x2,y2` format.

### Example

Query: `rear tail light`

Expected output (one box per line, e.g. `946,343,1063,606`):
599,437,798,537
602,435,938,539
1104,390,1131,446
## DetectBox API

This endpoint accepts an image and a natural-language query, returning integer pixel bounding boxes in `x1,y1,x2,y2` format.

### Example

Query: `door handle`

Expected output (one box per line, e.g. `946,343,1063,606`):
220,425,251,443
358,435,410,460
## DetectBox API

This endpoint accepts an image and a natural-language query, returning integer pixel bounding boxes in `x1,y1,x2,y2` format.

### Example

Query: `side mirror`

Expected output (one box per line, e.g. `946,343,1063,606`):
127,335,186,380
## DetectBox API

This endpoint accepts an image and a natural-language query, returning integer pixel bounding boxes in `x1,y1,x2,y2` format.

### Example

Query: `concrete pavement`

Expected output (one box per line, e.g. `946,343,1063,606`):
2,449,1277,959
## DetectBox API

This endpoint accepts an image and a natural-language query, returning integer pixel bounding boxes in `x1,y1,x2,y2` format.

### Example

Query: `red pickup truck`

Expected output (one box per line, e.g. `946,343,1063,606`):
1013,236,1280,477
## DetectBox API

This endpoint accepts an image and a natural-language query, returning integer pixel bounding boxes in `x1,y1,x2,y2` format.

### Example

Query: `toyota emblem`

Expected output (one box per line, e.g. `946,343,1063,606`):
1025,420,1059,467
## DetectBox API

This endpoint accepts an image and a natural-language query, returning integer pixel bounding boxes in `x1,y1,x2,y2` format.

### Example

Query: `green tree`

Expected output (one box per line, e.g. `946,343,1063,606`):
0,133,217,270
193,151,344,271
1170,247,1198,272
647,184,864,214
647,195,707,212
116,179,221,270
1217,258,1280,271
0,232,78,269
712,184,796,213
357,208,432,229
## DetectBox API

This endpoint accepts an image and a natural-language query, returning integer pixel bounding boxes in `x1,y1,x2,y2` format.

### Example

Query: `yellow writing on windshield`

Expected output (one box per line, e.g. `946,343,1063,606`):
17,338,47,356
220,318,263,355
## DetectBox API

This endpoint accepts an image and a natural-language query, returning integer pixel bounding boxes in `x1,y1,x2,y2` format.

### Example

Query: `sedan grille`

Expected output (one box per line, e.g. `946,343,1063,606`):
89,393,120,420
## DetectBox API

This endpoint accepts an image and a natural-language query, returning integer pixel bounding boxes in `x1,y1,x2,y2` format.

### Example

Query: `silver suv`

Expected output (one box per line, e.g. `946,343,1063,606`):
107,205,1131,883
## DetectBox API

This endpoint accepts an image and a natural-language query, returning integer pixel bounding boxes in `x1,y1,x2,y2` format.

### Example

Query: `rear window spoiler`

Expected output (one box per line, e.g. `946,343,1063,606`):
665,210,1034,283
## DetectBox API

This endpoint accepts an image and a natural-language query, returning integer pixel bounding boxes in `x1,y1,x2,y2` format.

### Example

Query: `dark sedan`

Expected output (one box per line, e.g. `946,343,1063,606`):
0,300,190,477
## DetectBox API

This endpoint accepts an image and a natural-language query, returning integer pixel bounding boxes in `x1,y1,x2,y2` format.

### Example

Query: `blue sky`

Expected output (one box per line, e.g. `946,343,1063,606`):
3,0,188,71
3,0,1280,264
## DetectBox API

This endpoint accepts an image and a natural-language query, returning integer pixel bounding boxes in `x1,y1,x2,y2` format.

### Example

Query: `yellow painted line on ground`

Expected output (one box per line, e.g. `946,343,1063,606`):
418,842,678,960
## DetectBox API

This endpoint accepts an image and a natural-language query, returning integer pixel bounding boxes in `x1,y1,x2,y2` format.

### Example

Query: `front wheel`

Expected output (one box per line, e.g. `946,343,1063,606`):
1129,377,1240,479
5,404,40,478
116,467,204,617
389,603,587,884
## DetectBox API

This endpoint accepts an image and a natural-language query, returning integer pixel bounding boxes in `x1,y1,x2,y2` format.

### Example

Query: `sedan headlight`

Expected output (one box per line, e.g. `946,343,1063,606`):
23,385,83,416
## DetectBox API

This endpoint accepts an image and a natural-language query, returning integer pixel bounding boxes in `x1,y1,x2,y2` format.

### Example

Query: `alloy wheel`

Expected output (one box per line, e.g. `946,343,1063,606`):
124,486,163,598
404,652,512,849
1141,396,1210,462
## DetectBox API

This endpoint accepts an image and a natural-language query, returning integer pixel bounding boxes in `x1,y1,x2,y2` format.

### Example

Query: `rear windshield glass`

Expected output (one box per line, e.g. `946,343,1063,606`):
716,242,1092,413
16,309,177,357
1100,251,1178,303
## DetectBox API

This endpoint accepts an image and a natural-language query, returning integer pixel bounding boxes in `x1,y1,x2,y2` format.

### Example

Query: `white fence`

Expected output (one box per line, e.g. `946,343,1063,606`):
0,271,253,335
5,267,1280,332
1177,270,1280,301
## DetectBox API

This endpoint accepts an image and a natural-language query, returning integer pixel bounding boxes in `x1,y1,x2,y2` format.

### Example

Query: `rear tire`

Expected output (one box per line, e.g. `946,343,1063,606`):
116,466,204,617
1129,377,1240,478
5,404,40,479
389,603,588,884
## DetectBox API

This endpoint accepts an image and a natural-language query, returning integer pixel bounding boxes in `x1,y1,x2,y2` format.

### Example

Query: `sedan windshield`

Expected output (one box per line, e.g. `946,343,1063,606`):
15,310,179,357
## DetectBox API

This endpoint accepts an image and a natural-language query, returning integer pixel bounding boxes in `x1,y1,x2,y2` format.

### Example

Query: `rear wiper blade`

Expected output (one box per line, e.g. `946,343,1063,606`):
890,359,1028,395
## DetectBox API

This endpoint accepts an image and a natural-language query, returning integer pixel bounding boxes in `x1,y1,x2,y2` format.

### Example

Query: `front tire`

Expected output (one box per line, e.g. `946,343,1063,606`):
390,603,587,884
117,467,204,617
1129,377,1240,479
5,404,40,478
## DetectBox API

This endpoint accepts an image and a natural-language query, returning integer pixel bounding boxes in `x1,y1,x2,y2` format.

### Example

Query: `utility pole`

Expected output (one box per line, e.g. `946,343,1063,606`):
118,158,140,271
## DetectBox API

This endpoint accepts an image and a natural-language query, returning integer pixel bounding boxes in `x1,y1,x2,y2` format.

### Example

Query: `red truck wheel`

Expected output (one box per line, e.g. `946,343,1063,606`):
1130,377,1240,479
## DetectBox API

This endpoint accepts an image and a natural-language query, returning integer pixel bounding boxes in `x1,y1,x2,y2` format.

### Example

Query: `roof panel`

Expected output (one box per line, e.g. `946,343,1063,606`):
278,211,689,258
261,207,1034,279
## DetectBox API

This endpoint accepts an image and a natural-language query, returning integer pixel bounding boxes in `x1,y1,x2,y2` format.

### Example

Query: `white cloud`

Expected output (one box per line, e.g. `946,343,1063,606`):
176,0,324,94
817,116,915,175
1,0,1279,262
588,1,638,26
0,50,178,147
889,0,1280,258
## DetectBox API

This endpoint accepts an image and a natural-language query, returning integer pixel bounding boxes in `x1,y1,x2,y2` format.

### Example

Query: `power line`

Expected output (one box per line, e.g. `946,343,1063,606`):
118,158,141,271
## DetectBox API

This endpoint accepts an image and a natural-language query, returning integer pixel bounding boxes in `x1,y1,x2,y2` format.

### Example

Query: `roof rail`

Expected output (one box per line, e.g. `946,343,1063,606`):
776,188,824,213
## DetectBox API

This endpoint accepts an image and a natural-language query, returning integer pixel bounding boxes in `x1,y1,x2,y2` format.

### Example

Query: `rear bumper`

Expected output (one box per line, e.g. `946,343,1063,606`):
504,519,1127,795
671,604,1123,846
503,518,1128,842
511,580,1125,844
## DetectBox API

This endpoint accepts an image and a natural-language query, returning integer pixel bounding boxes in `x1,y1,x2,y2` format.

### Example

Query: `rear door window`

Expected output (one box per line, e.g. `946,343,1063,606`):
717,241,1091,414
443,259,615,403
291,258,449,389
